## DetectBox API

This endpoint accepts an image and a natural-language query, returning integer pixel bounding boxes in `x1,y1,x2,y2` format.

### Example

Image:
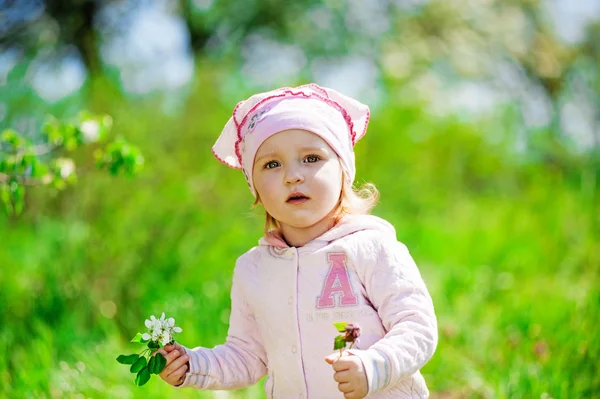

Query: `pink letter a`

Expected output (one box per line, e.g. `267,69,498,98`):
316,253,359,309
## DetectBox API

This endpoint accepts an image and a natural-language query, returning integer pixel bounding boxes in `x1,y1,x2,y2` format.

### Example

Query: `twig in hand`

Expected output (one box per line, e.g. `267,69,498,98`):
333,322,361,357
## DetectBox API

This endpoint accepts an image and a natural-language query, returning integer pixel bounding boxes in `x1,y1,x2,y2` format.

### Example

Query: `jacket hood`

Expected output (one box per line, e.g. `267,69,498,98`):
258,214,396,248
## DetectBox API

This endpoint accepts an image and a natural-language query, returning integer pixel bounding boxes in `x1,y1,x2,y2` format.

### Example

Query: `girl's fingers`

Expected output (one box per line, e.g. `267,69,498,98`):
154,348,168,357
161,351,189,376
166,342,184,352
158,351,178,377
168,363,189,385
155,346,190,386
334,370,351,383
165,350,181,364
337,381,353,393
164,342,180,352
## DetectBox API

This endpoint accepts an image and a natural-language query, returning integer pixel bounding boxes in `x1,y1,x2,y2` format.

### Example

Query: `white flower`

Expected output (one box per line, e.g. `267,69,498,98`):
80,120,100,143
56,158,75,179
143,313,182,345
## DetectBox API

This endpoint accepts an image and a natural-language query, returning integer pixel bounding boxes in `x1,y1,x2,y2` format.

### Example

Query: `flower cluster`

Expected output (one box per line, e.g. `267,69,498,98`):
117,313,183,386
142,313,182,347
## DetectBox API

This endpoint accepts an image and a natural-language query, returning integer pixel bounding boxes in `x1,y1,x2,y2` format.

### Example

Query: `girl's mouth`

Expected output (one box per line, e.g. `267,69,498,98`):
287,193,309,204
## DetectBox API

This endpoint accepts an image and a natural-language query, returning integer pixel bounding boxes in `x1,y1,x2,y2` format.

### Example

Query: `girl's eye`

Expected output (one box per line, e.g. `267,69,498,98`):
304,155,321,163
264,160,280,169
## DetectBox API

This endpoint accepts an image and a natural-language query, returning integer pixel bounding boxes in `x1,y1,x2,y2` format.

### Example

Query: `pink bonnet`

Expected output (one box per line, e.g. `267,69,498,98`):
212,83,370,196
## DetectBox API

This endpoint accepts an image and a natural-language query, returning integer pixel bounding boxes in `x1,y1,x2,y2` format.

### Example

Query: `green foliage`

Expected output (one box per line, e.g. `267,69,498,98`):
149,353,167,375
129,357,147,374
0,65,598,399
134,367,151,386
96,137,144,176
147,355,158,374
333,335,346,351
0,112,144,216
130,333,148,344
116,354,140,365
333,321,348,333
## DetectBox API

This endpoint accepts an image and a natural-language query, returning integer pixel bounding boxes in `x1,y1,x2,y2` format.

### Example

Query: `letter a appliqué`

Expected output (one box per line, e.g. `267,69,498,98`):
316,253,359,308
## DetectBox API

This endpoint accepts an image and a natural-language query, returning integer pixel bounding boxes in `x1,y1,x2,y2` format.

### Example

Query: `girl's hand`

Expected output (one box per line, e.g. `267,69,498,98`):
325,353,368,399
155,342,190,386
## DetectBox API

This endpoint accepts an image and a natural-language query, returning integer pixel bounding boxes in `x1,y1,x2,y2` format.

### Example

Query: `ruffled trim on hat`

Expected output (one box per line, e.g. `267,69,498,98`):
211,146,240,170
232,83,368,167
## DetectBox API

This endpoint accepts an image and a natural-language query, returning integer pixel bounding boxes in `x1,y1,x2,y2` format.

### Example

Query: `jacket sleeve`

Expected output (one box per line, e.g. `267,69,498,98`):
178,259,268,390
348,234,438,395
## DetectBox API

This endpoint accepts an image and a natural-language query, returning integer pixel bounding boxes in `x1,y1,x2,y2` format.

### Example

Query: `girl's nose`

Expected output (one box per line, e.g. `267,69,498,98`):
284,170,304,185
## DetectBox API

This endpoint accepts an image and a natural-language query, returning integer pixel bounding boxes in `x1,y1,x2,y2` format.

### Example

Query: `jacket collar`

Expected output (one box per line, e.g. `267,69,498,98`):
258,214,396,249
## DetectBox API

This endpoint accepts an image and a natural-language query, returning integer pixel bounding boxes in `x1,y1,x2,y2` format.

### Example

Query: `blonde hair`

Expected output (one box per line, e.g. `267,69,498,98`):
253,170,379,235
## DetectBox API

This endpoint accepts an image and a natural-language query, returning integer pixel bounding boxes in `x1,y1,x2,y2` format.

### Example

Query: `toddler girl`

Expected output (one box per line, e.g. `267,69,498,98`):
156,84,438,398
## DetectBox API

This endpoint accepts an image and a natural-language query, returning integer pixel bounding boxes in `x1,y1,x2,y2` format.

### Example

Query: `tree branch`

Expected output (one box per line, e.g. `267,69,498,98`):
0,172,52,186
0,143,61,157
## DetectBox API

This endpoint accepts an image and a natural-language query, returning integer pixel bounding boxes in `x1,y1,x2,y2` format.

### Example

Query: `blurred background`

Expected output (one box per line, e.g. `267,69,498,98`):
1,0,599,397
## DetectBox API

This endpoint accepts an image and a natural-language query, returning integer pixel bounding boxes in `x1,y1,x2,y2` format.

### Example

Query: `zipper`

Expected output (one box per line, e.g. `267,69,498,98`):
293,247,309,398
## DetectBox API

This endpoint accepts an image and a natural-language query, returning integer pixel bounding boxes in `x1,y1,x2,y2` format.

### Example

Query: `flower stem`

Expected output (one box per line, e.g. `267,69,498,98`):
140,348,152,358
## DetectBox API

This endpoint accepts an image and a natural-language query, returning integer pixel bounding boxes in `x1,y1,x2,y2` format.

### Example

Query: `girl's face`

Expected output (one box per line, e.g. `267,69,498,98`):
252,129,343,239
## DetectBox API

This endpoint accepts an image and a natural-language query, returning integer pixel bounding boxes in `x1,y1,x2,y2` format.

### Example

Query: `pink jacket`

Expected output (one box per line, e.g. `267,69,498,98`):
179,215,438,398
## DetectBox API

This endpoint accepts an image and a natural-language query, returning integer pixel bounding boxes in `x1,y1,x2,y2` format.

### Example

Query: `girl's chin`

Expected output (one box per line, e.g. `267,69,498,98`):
280,215,334,230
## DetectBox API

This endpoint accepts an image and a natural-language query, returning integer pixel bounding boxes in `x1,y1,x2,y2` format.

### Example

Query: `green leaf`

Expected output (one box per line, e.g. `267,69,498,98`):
334,335,346,350
148,340,159,349
131,333,145,343
153,353,167,374
147,355,157,374
135,366,151,386
333,322,348,333
130,356,147,374
11,181,24,216
1,129,22,148
1,183,11,214
41,118,63,145
117,354,140,365
30,159,49,178
52,176,66,190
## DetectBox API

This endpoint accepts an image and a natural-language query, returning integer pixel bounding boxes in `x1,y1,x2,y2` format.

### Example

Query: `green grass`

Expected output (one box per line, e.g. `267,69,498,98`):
0,68,598,398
